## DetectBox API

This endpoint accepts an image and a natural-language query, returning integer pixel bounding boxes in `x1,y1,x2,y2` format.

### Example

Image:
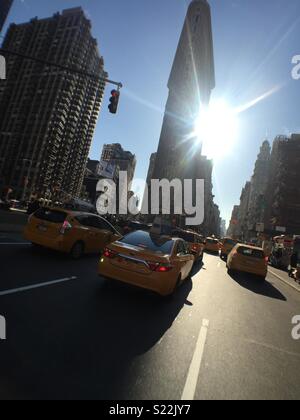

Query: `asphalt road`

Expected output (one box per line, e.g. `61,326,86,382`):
0,233,300,400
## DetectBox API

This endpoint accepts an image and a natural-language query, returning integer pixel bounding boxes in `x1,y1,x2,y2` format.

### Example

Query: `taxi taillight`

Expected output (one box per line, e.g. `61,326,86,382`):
147,262,173,273
103,248,117,259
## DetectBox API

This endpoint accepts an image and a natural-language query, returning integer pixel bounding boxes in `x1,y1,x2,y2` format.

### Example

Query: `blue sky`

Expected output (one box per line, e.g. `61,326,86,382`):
2,0,300,224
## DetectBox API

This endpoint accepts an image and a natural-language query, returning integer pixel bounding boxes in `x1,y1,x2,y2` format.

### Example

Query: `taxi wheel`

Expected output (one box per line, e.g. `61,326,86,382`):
163,275,182,301
175,274,183,289
167,275,182,297
70,241,85,260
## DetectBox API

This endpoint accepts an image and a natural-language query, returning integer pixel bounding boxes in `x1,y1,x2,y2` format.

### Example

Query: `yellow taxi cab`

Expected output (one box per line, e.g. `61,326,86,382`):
98,230,195,296
205,237,220,254
172,229,205,263
227,244,268,280
220,237,237,260
24,207,121,259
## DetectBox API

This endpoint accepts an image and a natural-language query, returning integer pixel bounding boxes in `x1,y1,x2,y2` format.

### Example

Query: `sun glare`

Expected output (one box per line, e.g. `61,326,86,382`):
194,100,239,160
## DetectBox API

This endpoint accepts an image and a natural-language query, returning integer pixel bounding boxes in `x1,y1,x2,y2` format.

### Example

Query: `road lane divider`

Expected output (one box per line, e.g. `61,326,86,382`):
181,318,209,400
268,269,300,293
0,277,78,297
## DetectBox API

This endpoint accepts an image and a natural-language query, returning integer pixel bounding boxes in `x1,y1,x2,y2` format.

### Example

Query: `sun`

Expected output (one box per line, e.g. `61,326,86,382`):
194,100,239,160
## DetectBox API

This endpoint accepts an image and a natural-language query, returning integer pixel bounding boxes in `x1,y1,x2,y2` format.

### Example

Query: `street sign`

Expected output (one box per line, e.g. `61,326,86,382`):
256,223,264,233
276,226,286,233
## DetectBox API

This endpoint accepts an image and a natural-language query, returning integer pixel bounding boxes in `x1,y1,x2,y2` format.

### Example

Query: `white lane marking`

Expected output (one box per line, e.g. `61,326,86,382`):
245,339,300,359
0,277,77,297
0,243,31,245
268,269,300,293
181,318,209,400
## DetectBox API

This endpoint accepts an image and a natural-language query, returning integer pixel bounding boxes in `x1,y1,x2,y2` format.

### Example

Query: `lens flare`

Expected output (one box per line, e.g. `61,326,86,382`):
194,100,239,160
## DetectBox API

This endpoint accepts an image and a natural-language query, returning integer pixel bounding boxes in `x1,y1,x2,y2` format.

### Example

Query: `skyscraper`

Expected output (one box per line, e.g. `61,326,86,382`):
0,8,107,200
150,0,215,228
264,134,300,234
247,140,271,234
227,205,240,238
153,0,215,183
0,0,13,33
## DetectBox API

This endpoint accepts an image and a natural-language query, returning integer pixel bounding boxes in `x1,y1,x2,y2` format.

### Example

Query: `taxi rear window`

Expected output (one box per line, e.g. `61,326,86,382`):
237,247,265,259
173,231,195,242
34,208,67,224
224,239,236,245
120,231,174,254
207,239,218,244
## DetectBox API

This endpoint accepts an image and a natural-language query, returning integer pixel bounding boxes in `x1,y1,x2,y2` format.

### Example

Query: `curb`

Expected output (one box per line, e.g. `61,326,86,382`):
268,269,300,293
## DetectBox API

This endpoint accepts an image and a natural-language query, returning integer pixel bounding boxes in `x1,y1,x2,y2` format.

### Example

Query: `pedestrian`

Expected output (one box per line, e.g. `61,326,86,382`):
289,252,298,277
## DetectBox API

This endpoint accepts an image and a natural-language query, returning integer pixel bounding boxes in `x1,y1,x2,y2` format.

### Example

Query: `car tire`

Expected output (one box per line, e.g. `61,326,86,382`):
70,241,84,260
168,275,182,297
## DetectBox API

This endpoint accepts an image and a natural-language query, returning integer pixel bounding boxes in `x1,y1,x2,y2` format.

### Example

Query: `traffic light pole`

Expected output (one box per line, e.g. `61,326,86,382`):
0,48,123,89
105,79,123,89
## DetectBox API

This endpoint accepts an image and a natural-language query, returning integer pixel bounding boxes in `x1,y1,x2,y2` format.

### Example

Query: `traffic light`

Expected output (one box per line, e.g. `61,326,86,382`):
108,89,120,114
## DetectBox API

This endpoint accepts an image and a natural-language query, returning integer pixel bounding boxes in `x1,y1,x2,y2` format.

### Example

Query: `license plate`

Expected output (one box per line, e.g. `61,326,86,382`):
245,260,256,266
38,225,47,232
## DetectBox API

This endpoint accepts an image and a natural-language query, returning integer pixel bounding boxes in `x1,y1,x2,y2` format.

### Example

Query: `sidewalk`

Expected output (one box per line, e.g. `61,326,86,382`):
268,265,300,293
0,210,28,233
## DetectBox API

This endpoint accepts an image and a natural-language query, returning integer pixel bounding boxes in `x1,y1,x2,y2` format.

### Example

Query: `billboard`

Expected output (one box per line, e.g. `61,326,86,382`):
97,161,117,179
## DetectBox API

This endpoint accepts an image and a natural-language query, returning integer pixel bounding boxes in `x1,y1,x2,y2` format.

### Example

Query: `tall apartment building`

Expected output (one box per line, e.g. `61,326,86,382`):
212,203,221,237
247,140,271,233
238,181,251,240
220,219,226,238
194,154,215,235
227,205,240,238
264,134,300,234
0,0,13,33
0,8,107,200
101,143,136,187
227,182,251,240
230,135,300,239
